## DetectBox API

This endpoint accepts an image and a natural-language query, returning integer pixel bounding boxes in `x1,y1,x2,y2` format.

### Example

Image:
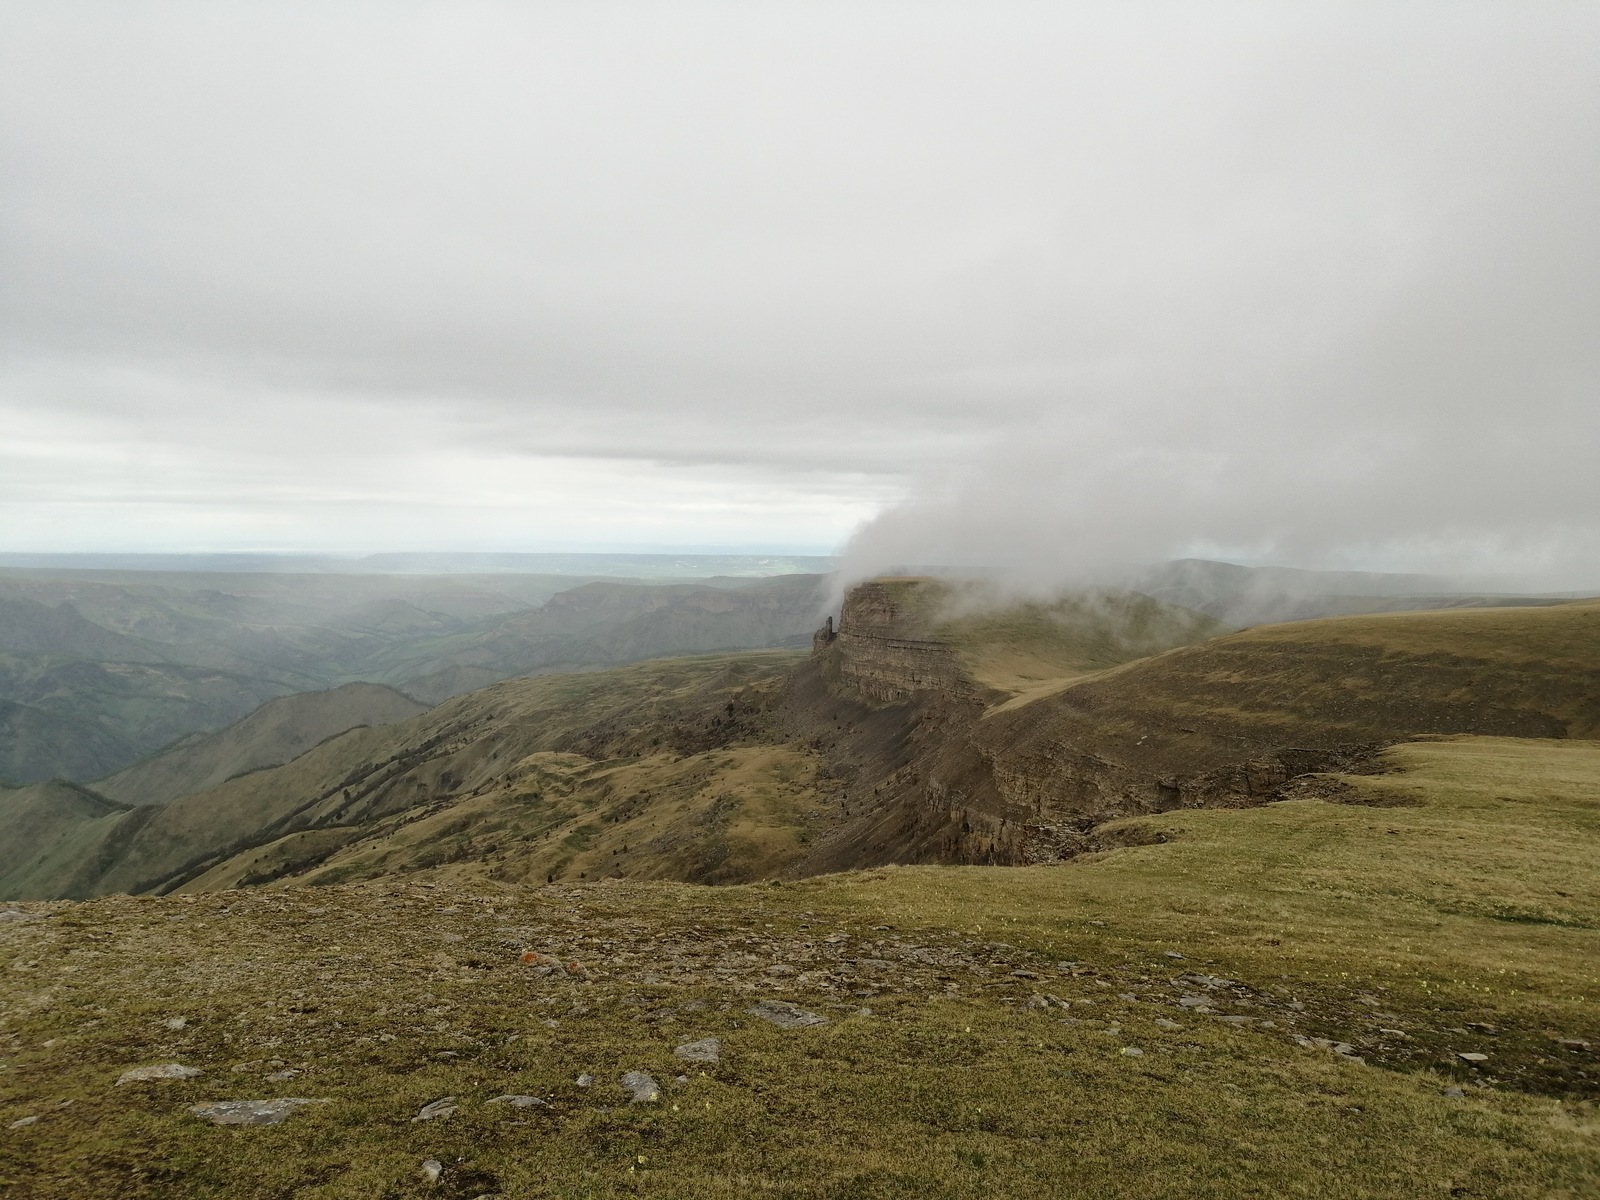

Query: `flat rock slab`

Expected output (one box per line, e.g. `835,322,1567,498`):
412,1097,458,1121
190,1098,326,1126
674,1038,721,1063
748,1000,828,1029
620,1071,659,1102
117,1063,203,1085
486,1094,545,1108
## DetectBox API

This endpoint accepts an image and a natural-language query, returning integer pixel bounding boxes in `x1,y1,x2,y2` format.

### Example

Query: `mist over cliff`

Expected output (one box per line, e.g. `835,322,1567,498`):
833,9,1600,596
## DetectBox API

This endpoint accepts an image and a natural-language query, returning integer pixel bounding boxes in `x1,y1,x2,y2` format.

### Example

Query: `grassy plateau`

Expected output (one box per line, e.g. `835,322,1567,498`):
2,735,1597,1198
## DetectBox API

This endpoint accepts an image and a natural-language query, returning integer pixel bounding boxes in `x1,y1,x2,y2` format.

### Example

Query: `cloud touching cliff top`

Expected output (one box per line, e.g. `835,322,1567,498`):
2,3,1596,582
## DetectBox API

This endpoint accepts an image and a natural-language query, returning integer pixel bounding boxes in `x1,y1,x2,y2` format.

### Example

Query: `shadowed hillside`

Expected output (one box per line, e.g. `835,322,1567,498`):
93,682,430,807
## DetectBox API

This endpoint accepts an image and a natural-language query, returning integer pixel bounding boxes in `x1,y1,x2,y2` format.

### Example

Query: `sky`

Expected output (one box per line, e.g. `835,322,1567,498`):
2,3,1597,584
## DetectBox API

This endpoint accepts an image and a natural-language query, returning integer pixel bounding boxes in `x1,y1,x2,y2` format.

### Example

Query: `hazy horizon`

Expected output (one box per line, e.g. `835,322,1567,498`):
5,3,1597,588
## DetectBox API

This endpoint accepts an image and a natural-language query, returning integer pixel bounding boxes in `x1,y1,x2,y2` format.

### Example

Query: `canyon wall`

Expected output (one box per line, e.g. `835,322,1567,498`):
818,580,977,703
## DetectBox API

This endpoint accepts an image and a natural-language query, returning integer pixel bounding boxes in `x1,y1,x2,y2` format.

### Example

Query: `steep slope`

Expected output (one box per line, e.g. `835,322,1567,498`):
794,591,1600,872
0,779,132,884
0,652,817,900
93,682,430,806
0,698,136,786
11,583,1595,904
0,656,295,785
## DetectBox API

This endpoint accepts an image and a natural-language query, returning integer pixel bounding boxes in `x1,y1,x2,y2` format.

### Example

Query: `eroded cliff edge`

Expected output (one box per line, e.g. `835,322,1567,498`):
784,580,1597,874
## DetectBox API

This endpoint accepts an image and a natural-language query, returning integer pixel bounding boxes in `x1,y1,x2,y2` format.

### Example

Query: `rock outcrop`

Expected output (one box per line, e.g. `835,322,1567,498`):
817,580,976,703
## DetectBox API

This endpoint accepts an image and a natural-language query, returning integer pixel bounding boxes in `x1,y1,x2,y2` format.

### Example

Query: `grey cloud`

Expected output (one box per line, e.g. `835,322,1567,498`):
2,3,1596,566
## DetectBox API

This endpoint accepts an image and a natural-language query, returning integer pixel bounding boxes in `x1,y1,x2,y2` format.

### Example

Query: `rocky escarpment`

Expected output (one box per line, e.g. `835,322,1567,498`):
816,579,977,703
791,586,1599,876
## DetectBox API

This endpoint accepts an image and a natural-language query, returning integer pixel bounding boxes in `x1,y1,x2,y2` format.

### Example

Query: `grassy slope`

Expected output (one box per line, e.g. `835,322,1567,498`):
0,653,809,902
981,600,1600,808
94,683,430,807
1,735,1596,1198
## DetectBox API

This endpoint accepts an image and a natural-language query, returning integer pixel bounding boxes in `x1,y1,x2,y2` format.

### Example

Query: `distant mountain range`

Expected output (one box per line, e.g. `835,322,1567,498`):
1,554,1588,789
0,566,828,785
0,551,839,577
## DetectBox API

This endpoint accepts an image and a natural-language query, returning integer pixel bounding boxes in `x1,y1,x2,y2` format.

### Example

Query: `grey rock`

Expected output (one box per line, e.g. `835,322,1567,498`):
1177,996,1212,1009
1556,1038,1591,1053
1442,1086,1466,1098
164,1017,188,1031
117,1063,203,1085
576,1073,594,1088
412,1097,458,1121
0,910,41,923
1457,1052,1489,1064
747,999,828,1029
1120,1047,1144,1057
1163,951,1185,959
486,1094,545,1108
8,1116,39,1129
421,1159,443,1183
674,1037,721,1063
620,1070,660,1102
189,1098,326,1126
265,1069,299,1082
1155,1018,1182,1030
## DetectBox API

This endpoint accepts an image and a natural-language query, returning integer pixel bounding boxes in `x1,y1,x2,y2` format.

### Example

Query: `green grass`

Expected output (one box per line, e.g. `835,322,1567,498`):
1,735,1597,1198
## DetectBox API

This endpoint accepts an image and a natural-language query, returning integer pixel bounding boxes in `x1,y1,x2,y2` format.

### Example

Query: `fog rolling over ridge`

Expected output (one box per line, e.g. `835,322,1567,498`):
3,5,1596,575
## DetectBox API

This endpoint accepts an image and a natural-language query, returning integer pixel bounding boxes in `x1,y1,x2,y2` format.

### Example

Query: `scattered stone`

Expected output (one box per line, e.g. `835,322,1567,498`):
1177,996,1212,1009
412,1097,458,1121
576,1074,594,1088
1010,969,1039,980
748,999,828,1029
1024,994,1051,1011
164,1017,188,1031
189,1098,326,1126
0,910,40,923
1155,1019,1182,1031
1120,1047,1144,1057
265,1070,300,1082
486,1094,545,1108
1556,1039,1591,1053
620,1071,660,1103
563,961,591,981
1442,1087,1466,1099
1163,951,1185,960
1216,1015,1253,1026
1457,1052,1489,1065
766,964,796,976
1293,1036,1361,1060
117,1063,203,1085
1464,1023,1499,1035
421,1159,443,1183
8,1116,39,1129
674,1038,721,1063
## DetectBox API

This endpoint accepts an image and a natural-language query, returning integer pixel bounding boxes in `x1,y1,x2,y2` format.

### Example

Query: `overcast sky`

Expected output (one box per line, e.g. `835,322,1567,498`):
3,4,1597,582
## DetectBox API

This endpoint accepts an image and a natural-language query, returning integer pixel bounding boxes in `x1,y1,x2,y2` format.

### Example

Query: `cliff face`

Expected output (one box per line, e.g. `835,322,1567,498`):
822,580,976,703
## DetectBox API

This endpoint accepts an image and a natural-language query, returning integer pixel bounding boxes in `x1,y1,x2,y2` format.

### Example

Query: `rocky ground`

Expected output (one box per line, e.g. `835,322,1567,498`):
2,867,1597,1199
